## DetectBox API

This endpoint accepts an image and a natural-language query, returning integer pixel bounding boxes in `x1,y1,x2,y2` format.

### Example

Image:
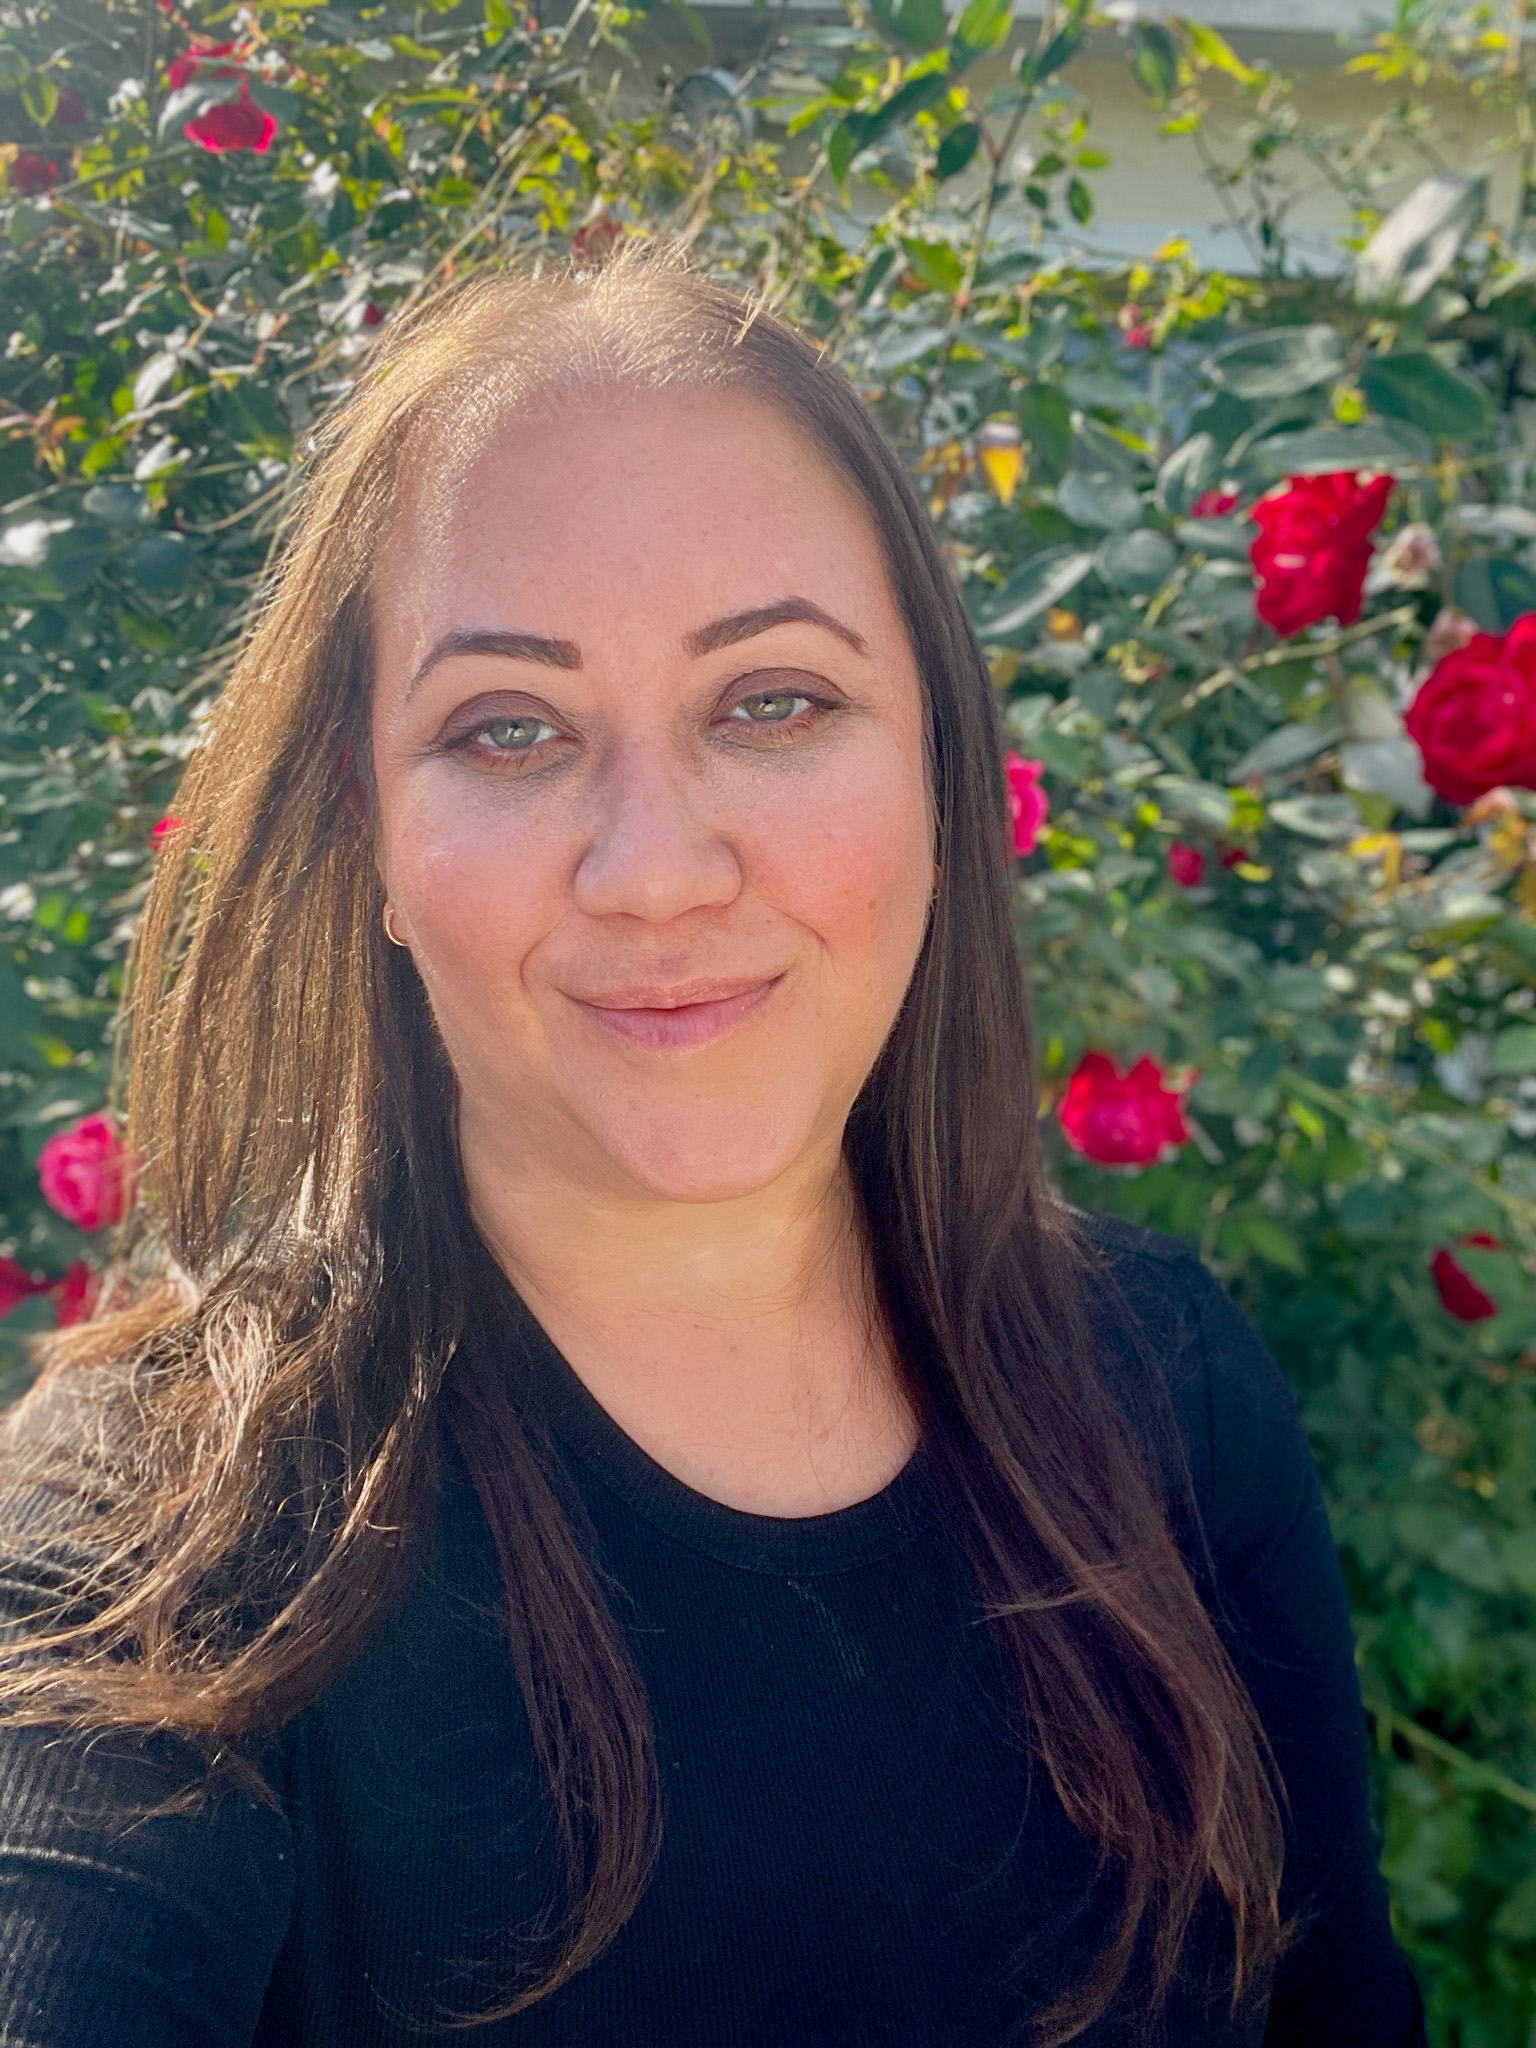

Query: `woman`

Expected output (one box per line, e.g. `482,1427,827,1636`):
0,262,1419,2046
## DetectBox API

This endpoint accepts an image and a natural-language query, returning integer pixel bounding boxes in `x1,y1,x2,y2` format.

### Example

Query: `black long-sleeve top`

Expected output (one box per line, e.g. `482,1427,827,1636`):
0,1215,1421,2046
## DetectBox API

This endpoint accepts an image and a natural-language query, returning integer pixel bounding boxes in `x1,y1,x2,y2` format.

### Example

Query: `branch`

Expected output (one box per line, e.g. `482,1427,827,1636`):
1165,604,1419,718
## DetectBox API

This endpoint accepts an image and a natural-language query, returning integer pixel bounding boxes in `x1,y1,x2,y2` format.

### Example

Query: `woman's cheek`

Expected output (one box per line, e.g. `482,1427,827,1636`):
387,779,570,984
741,741,930,951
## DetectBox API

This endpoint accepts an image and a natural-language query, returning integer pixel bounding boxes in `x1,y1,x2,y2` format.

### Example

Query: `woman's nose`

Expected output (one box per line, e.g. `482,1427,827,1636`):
572,742,742,924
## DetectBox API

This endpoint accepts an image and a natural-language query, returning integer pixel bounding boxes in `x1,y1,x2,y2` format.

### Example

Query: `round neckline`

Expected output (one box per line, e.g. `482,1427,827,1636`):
509,1299,936,1579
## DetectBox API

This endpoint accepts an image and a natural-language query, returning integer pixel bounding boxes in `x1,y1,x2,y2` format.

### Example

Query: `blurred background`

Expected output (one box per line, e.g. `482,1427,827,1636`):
4,0,1536,2034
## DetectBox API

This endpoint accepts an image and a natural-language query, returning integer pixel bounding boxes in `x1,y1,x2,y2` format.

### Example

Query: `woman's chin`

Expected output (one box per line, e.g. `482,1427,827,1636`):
584,1104,814,1206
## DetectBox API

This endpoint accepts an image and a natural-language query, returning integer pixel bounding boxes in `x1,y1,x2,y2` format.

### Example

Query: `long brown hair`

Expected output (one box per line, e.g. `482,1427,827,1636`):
0,259,1282,2040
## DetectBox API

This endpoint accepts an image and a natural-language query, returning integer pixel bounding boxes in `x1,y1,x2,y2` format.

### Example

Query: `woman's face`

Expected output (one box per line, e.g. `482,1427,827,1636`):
369,384,933,1207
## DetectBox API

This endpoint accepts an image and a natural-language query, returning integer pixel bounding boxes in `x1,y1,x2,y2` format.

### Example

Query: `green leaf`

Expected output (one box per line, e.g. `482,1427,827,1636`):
665,0,712,48
1246,419,1430,477
1490,1025,1536,1076
20,70,57,126
1360,352,1489,440
1156,432,1222,515
1491,1868,1536,1941
485,0,518,27
1017,382,1074,483
865,64,953,139
1455,557,1536,635
1207,324,1346,401
1057,469,1141,531
935,120,982,180
1267,795,1359,840
246,82,303,124
972,546,1095,640
0,46,29,91
1097,528,1176,595
1230,720,1340,781
900,236,964,293
114,610,176,655
1239,1215,1307,1274
1175,17,1261,86
1355,171,1485,311
81,484,151,528
1066,177,1092,225
827,116,867,185
125,533,191,591
1129,22,1179,103
950,0,1012,69
869,0,949,52
1024,3,1089,86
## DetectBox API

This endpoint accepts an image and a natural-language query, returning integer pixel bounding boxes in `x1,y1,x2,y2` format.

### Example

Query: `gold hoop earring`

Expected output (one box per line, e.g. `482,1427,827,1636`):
382,904,409,948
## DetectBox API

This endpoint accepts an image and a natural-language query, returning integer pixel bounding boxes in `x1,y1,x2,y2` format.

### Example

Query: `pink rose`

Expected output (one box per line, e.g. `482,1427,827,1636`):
1057,1052,1191,1167
0,1256,44,1320
1166,842,1205,888
38,1114,128,1232
1004,753,1049,857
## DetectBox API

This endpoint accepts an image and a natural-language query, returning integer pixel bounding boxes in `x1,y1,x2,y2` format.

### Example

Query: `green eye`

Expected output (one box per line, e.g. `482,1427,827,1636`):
734,691,808,724
479,716,554,752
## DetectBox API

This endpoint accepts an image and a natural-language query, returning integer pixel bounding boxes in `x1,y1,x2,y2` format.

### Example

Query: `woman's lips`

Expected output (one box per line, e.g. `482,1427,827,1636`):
570,977,781,1050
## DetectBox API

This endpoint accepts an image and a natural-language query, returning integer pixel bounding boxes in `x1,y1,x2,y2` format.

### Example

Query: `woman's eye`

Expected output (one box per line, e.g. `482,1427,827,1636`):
730,690,812,725
473,715,557,754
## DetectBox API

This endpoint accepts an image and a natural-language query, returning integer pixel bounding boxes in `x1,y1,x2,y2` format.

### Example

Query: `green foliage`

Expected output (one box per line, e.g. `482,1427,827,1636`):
6,0,1536,2036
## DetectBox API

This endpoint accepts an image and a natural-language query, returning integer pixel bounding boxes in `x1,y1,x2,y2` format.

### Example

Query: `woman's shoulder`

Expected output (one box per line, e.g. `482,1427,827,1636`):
1067,1208,1322,1588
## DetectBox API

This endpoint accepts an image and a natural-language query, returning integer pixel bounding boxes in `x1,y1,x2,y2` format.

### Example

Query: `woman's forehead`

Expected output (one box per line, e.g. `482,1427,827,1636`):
372,383,901,669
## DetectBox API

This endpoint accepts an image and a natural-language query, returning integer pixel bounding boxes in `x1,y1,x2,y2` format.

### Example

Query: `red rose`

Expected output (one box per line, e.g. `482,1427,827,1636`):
54,88,87,127
1003,753,1049,857
10,153,59,197
0,1256,44,1320
1404,612,1536,805
1191,488,1239,519
166,40,238,92
1167,841,1205,888
1250,471,1394,638
185,90,277,155
37,1113,128,1233
1430,1234,1501,1323
1057,1052,1191,1167
50,1260,96,1327
362,302,384,327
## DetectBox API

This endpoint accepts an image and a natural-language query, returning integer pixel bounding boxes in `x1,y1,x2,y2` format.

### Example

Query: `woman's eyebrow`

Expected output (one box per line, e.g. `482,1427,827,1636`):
404,602,864,697
685,598,868,659
406,626,583,697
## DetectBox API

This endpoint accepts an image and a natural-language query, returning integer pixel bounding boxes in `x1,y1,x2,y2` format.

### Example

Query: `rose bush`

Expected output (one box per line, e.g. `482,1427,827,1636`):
7,0,1536,2033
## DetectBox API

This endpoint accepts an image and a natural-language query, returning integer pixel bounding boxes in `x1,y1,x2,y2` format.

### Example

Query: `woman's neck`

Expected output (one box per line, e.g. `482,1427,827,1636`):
462,1131,918,1517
